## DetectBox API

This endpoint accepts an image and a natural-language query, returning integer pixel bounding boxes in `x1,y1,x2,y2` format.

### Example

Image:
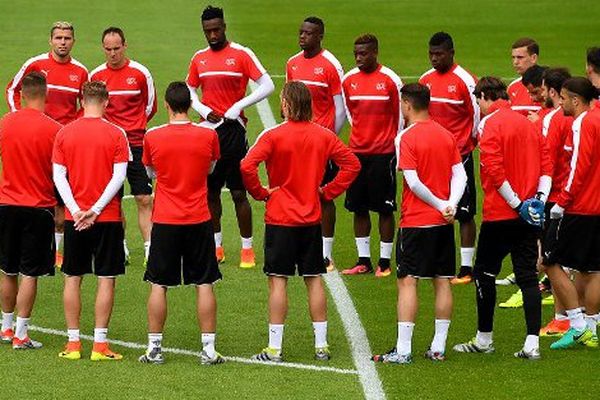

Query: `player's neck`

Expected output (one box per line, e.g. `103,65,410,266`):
50,51,70,64
108,58,128,69
24,99,45,112
573,105,590,119
408,111,429,124
169,112,190,123
83,106,104,118
303,46,322,59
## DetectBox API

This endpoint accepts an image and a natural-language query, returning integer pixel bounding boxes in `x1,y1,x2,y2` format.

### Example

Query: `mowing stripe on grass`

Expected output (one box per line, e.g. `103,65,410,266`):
250,86,386,400
28,325,358,375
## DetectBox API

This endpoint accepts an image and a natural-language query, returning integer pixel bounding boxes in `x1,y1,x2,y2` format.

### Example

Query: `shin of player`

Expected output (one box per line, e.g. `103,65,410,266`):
453,77,551,360
241,82,360,362
372,83,466,364
139,82,224,365
187,6,275,268
53,82,129,361
0,73,62,349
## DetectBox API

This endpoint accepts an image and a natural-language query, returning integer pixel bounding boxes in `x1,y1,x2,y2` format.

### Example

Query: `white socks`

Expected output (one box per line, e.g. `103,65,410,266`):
396,322,415,356
476,331,493,347
268,323,284,351
460,247,475,267
241,237,253,250
148,332,163,352
313,321,328,348
94,328,108,343
1,312,14,332
144,241,151,260
555,313,568,321
214,232,223,248
55,232,64,250
355,237,370,258
585,313,599,335
380,241,393,260
524,334,539,352
201,333,216,358
322,237,334,260
431,319,450,353
68,329,80,342
15,317,29,340
566,308,587,331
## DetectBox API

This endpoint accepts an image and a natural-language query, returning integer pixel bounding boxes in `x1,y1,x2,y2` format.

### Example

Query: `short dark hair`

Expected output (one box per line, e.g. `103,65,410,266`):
165,82,191,113
512,37,539,56
281,81,312,122
82,81,109,103
202,5,224,21
21,72,47,100
429,32,454,50
562,77,598,103
473,76,509,101
587,47,600,74
354,34,378,50
304,16,324,34
102,26,126,44
522,65,548,87
400,83,430,111
542,67,571,94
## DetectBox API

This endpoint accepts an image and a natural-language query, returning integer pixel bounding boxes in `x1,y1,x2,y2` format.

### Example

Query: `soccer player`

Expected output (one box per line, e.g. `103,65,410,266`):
453,77,551,360
90,27,157,262
508,38,542,116
419,32,479,284
286,16,345,271
139,82,224,365
186,5,275,268
341,34,403,277
0,72,62,349
240,82,360,362
53,81,130,361
372,83,467,364
542,77,600,350
587,47,600,113
5,21,88,267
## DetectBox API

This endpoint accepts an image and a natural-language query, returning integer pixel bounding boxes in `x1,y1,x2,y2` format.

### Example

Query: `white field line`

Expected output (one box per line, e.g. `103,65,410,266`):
28,325,358,375
250,85,386,400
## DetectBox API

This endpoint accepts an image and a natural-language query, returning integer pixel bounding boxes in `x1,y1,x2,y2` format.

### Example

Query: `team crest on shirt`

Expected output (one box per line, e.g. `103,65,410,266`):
127,77,137,85
351,83,358,90
291,65,297,71
69,74,79,82
314,67,324,75
448,85,457,93
226,58,236,66
376,82,386,91
200,59,207,65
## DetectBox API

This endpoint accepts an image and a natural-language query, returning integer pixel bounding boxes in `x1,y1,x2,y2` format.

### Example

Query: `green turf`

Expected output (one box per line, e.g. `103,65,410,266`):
1,0,600,399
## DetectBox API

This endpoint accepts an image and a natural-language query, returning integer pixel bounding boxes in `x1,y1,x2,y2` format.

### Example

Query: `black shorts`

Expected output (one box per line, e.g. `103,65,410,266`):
542,214,600,272
321,161,339,186
62,221,125,277
264,224,325,277
0,205,55,277
208,120,248,192
455,152,477,223
144,221,222,286
128,146,153,196
396,224,456,279
344,153,397,213
475,219,539,277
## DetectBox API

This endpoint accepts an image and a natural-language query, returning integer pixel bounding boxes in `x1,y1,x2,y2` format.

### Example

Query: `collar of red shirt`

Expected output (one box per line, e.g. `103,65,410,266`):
488,99,511,114
106,58,131,71
48,52,72,65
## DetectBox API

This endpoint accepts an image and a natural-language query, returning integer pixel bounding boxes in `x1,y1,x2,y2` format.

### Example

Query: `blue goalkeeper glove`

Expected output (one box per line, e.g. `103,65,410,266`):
515,197,545,227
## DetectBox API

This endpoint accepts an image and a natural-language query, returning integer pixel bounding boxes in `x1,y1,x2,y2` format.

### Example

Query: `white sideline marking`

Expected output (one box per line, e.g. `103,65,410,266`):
28,325,358,375
250,84,386,399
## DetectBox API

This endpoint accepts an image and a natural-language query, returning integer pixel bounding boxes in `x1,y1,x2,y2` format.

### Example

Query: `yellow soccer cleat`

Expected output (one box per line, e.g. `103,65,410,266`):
58,341,82,360
239,248,256,269
90,342,123,361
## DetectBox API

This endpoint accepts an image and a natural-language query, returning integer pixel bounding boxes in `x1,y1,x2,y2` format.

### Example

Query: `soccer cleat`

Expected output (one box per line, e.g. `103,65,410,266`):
514,348,541,360
375,266,392,278
58,341,82,360
372,348,412,364
324,257,335,273
540,319,570,337
239,248,255,269
541,295,555,306
139,348,165,365
215,246,225,264
550,327,594,350
90,342,123,361
252,347,283,363
1,328,14,343
342,262,373,275
12,336,43,350
499,290,523,308
315,347,331,361
424,349,446,361
55,251,63,269
585,335,598,348
450,268,472,285
495,273,516,286
200,350,225,365
453,338,495,354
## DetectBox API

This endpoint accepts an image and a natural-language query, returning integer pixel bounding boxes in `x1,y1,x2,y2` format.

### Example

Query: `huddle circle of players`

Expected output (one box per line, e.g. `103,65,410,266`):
1,5,600,365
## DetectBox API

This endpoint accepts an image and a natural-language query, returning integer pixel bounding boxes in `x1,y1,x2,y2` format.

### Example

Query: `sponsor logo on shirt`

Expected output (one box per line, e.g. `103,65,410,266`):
40,69,49,76
127,77,137,85
351,82,358,90
376,82,386,91
226,58,236,66
314,67,324,75
448,85,456,93
200,59,207,65
69,74,79,82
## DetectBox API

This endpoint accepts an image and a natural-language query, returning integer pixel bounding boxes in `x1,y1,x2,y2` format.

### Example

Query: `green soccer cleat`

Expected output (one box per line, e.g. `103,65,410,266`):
499,290,523,308
584,335,598,348
550,328,594,350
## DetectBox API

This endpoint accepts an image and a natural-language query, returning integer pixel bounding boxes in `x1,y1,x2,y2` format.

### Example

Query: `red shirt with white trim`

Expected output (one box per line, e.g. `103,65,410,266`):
507,77,542,116
90,59,157,147
186,42,267,123
342,64,403,154
396,119,461,228
557,111,600,215
478,99,551,222
419,64,479,155
5,53,88,125
143,121,220,224
52,117,130,222
240,121,360,226
286,49,344,131
0,108,62,207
